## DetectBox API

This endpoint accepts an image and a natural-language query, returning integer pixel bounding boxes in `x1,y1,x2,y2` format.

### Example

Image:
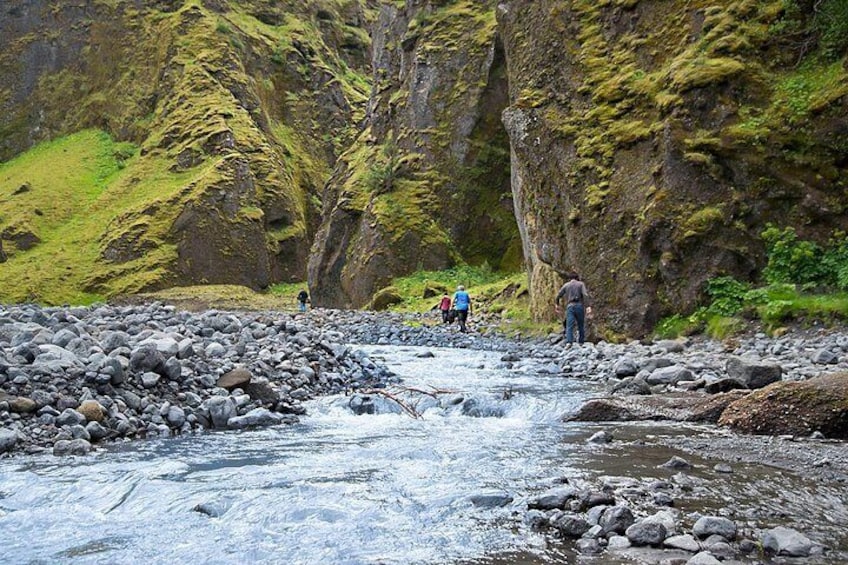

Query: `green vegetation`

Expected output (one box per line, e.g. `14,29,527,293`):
656,227,848,338
0,129,214,304
379,266,558,337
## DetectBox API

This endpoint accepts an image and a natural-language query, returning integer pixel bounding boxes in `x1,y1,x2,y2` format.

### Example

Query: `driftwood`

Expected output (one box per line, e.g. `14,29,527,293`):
357,385,461,419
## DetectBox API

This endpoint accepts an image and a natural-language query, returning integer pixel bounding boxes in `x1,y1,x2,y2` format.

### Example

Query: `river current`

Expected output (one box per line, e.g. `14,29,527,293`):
0,344,846,564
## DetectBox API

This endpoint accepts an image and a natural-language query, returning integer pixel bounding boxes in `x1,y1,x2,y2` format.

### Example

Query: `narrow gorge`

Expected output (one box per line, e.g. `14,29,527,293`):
1,0,846,336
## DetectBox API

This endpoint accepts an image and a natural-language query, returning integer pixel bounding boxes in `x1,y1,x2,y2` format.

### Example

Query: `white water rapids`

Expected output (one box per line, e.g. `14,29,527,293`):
1,344,846,564
0,345,599,564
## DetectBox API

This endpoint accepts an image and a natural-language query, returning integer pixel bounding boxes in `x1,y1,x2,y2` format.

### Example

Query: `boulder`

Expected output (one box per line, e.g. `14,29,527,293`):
56,408,86,427
625,521,667,546
0,429,18,453
665,534,700,552
613,357,639,377
217,368,251,390
725,356,782,389
761,526,815,557
704,377,746,394
227,408,287,429
9,397,37,413
242,381,280,405
207,396,236,429
129,344,166,374
528,488,578,511
811,348,839,365
85,421,110,441
468,492,513,508
686,552,722,565
78,400,106,422
53,438,92,456
693,516,736,540
645,366,693,386
600,506,635,535
551,514,591,538
369,287,403,311
719,372,848,438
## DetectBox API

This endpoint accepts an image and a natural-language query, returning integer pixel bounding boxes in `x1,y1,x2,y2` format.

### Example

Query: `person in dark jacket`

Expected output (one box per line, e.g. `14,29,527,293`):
297,289,310,312
554,273,592,345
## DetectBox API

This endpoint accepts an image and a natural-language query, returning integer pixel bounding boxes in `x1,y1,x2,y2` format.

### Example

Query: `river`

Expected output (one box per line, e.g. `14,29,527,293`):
0,344,845,564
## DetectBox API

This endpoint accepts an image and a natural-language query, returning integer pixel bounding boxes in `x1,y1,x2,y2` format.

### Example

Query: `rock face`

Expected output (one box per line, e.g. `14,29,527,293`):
0,1,372,300
2,2,848,333
497,0,848,335
308,0,521,309
719,372,848,438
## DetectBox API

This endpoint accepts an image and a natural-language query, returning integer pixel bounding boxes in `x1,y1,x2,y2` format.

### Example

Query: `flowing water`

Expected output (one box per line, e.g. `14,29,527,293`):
0,345,846,564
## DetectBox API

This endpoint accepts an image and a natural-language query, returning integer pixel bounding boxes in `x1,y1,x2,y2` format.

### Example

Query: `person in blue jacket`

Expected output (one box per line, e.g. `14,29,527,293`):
452,285,472,333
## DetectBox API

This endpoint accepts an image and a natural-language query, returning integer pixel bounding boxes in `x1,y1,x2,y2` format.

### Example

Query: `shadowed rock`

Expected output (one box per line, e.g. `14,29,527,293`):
719,372,848,438
216,368,252,390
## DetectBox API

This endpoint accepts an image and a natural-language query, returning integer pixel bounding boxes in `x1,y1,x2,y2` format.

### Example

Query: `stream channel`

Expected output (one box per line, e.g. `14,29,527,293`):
0,344,846,564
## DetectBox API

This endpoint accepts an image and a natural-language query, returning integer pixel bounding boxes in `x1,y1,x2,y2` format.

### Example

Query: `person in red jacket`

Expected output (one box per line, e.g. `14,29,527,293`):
438,292,452,324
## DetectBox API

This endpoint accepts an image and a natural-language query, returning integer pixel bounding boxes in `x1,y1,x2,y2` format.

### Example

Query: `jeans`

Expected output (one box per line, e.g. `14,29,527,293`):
565,303,585,344
298,302,307,312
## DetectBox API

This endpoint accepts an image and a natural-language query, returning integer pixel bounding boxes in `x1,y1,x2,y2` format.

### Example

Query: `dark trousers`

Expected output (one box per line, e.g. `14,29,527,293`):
564,303,585,344
456,309,469,332
441,309,450,323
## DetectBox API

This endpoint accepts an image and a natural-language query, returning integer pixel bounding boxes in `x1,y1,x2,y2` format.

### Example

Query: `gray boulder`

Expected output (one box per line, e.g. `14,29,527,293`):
53,438,92,456
600,505,635,535
693,516,737,540
56,408,86,427
625,521,667,546
646,366,693,386
207,397,237,429
130,344,166,374
811,348,839,365
551,514,591,538
140,372,161,388
686,552,722,565
528,488,578,511
99,330,130,352
468,492,513,508
0,429,18,453
664,534,701,552
725,356,781,389
85,421,110,441
761,526,815,557
227,408,287,429
613,357,639,377
166,406,186,427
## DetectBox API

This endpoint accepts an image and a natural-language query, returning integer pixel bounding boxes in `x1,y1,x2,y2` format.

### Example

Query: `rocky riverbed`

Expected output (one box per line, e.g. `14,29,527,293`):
2,302,847,563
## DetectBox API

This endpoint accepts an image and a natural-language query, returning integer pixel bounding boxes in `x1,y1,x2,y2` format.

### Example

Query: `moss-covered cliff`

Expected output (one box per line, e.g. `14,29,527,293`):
499,0,848,335
0,0,371,303
307,0,522,308
1,0,846,337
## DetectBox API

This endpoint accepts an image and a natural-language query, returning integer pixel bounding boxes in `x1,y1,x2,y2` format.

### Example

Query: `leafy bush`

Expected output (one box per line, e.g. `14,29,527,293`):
705,276,751,316
817,0,848,58
761,225,826,287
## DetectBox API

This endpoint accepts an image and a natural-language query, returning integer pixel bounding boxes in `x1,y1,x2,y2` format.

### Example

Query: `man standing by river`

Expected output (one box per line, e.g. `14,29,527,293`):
452,285,471,333
555,273,592,345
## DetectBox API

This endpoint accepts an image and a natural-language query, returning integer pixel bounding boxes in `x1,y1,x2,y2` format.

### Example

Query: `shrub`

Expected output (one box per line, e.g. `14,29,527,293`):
761,225,826,287
705,276,750,316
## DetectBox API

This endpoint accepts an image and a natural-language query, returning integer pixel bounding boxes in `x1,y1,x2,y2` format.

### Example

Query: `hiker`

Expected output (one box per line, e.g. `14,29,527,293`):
438,292,452,323
554,272,592,345
452,285,471,333
297,289,310,312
